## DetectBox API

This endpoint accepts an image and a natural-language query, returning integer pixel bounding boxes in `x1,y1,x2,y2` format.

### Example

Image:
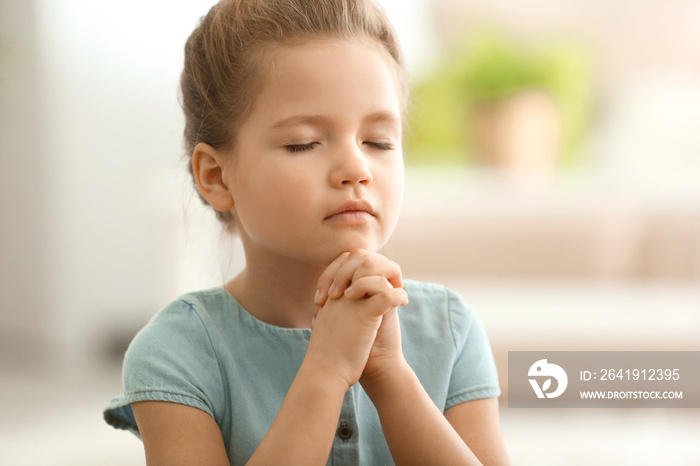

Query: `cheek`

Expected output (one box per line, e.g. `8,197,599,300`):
262,163,319,214
232,160,317,232
382,157,405,213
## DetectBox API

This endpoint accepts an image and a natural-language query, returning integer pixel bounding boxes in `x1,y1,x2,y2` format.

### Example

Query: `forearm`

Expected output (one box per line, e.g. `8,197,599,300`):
362,362,482,466
248,361,347,465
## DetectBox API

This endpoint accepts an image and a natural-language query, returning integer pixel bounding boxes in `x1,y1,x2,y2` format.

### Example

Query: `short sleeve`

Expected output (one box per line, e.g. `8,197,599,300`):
103,299,225,435
445,289,501,409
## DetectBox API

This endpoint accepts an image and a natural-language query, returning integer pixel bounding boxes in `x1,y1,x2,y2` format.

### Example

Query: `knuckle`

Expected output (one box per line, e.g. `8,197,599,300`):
377,276,393,288
378,290,393,306
356,250,374,265
331,252,351,270
351,276,368,287
362,254,378,266
389,289,407,306
379,277,393,291
346,250,365,263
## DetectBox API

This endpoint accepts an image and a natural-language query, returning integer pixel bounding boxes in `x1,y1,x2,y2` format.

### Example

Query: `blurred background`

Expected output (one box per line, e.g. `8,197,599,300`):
1,0,699,464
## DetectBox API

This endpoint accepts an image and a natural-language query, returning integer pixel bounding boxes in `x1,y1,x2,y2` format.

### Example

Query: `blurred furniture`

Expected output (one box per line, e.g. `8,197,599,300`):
382,168,700,402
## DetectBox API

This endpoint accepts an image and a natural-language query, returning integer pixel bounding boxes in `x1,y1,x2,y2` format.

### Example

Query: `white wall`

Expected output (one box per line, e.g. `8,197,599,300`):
0,1,49,366
0,1,233,369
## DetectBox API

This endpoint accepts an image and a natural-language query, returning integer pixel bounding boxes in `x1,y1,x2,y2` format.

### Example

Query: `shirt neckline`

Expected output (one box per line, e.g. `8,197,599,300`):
217,286,313,337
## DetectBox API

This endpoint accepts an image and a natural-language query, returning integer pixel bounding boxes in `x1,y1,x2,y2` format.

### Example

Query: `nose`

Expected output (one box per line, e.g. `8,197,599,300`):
329,143,373,187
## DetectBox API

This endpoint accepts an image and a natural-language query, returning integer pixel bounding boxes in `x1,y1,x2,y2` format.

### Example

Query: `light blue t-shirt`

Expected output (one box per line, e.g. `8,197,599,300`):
104,279,500,465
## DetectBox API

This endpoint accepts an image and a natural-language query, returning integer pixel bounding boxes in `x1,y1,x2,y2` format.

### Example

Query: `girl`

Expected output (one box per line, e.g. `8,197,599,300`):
104,0,510,464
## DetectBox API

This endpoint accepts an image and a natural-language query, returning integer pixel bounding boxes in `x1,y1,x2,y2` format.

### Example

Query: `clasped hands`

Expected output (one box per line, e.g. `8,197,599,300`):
307,249,408,391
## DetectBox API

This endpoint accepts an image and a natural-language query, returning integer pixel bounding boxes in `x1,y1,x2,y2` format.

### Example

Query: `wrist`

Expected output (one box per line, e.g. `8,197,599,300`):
360,357,413,401
297,354,354,396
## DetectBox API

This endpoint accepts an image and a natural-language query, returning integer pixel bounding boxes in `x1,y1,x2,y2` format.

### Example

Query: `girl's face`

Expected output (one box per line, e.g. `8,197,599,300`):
226,38,404,267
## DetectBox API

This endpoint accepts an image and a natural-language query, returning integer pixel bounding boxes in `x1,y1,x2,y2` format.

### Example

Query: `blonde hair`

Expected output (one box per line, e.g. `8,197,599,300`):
180,0,407,228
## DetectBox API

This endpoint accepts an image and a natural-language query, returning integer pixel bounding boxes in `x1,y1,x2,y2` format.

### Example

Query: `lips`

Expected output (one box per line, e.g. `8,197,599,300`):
325,199,376,220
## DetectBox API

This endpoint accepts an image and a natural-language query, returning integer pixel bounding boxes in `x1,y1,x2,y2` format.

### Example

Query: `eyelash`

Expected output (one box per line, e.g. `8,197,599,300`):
284,142,394,153
368,142,394,151
285,143,317,153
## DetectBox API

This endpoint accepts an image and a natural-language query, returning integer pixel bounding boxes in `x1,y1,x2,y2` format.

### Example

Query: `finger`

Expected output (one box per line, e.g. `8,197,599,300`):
344,276,393,300
363,288,409,318
327,250,373,300
333,253,402,300
329,250,403,300
375,306,400,335
310,307,319,329
315,251,351,305
351,255,403,291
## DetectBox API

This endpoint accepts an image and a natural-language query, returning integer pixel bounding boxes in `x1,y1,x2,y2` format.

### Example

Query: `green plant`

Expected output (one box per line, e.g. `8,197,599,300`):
405,27,593,166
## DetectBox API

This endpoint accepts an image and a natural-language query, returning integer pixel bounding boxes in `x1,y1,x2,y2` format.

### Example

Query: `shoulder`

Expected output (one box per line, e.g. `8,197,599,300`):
402,279,469,308
124,287,234,375
399,280,500,408
402,279,475,324
124,287,234,393
159,287,232,321
400,279,477,349
107,289,233,433
140,287,232,337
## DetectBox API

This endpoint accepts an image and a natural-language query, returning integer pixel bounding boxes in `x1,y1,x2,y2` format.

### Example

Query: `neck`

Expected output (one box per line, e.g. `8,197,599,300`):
226,246,325,329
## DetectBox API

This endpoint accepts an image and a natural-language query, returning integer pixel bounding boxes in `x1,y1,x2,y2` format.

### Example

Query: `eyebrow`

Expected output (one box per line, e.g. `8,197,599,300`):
363,111,401,126
271,111,400,130
271,114,331,130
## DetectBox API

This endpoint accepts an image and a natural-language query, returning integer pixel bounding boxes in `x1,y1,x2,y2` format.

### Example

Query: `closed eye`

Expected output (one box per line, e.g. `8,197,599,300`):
285,142,318,153
365,142,394,150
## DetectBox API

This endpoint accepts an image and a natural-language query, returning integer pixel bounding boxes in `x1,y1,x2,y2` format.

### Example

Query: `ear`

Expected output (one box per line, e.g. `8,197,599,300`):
191,143,235,212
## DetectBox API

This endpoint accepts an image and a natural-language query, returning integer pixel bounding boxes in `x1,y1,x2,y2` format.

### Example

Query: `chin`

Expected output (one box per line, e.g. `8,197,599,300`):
335,238,385,257
307,231,392,266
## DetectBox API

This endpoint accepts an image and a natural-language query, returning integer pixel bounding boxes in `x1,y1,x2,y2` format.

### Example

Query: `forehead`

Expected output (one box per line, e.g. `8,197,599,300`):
246,38,404,128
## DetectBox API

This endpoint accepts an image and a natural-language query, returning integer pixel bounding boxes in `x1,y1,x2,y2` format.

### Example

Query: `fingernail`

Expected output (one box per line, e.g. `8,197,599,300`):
344,286,354,297
328,283,336,297
314,289,320,303
311,315,316,328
